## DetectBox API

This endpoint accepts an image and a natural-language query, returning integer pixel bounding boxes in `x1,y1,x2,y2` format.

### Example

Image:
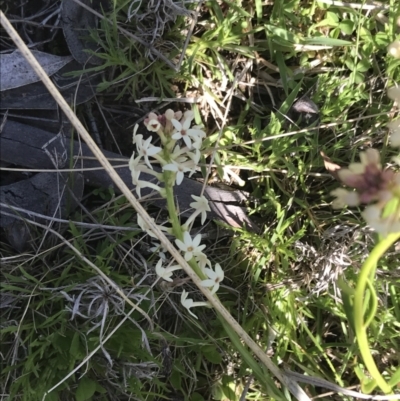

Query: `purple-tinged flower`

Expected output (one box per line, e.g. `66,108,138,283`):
336,149,395,205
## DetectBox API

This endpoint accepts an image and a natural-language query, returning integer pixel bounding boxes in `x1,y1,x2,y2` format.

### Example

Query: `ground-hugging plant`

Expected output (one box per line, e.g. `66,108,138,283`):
127,109,315,401
330,39,400,394
129,109,222,317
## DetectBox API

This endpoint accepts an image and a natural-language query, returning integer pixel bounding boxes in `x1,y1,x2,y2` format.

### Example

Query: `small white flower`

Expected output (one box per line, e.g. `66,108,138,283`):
175,232,206,261
137,215,168,238
136,136,162,169
388,40,400,59
129,155,147,197
190,194,210,214
169,144,187,159
392,133,400,148
171,118,193,148
145,118,162,132
388,119,400,148
129,154,141,170
131,169,146,198
180,290,209,319
155,259,181,282
330,188,360,209
188,195,211,225
362,204,400,236
170,144,201,169
132,124,139,143
138,214,157,238
149,242,168,261
129,154,163,197
187,145,201,165
387,86,400,103
171,112,206,149
338,148,381,179
188,124,206,142
195,252,212,272
165,109,175,121
359,148,381,168
183,110,194,121
163,158,196,185
200,263,224,295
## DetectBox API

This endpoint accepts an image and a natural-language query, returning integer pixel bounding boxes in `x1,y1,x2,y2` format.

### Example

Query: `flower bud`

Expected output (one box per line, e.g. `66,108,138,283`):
388,40,400,59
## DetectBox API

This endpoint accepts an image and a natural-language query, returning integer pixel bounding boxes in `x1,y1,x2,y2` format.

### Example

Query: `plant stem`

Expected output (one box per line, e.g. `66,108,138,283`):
163,170,206,279
353,231,400,394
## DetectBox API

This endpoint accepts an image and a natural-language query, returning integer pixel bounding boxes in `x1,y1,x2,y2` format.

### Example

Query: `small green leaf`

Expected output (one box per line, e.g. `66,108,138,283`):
362,378,378,394
223,1,252,17
265,25,298,44
355,58,370,73
45,391,59,401
355,365,377,394
344,58,355,71
388,368,400,388
373,32,390,48
170,369,182,390
70,332,80,358
95,383,107,394
275,51,289,96
339,20,354,35
75,376,96,401
326,11,339,25
214,152,225,180
302,37,352,46
255,0,262,19
222,384,238,401
202,345,222,364
353,71,365,84
191,392,205,401
211,383,224,400
338,278,356,332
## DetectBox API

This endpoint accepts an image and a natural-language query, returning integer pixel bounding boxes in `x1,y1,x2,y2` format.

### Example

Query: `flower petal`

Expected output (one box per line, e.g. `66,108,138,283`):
175,238,186,252
171,119,182,131
163,163,178,172
200,279,215,287
176,171,184,185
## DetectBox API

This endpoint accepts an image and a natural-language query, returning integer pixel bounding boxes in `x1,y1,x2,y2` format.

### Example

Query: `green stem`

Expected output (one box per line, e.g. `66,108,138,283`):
163,169,206,280
163,170,183,239
353,231,400,394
